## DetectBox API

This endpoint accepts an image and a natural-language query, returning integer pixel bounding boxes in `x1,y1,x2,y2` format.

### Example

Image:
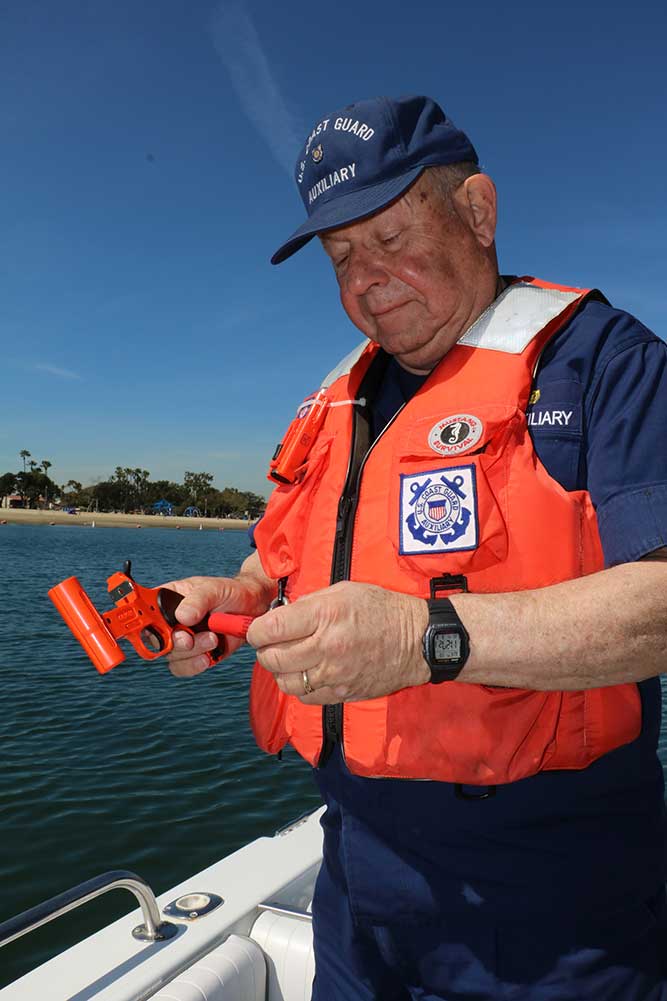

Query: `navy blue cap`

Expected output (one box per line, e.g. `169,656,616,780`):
271,95,478,265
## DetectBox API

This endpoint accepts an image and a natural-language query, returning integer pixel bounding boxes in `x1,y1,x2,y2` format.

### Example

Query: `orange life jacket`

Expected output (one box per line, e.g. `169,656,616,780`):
250,277,641,784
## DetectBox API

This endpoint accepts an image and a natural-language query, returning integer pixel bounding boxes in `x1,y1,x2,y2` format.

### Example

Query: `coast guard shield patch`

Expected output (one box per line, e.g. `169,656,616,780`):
399,465,478,554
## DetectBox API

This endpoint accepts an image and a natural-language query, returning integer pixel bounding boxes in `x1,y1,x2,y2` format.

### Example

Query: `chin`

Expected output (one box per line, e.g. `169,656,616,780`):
382,335,434,367
377,329,429,357
396,355,435,375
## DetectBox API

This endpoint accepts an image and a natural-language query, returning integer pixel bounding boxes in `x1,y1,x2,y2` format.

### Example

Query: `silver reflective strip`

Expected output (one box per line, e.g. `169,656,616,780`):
329,397,367,408
320,340,368,389
458,283,581,354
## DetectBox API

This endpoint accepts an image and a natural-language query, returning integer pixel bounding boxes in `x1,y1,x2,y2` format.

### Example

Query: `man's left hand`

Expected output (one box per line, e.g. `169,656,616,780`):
246,581,430,704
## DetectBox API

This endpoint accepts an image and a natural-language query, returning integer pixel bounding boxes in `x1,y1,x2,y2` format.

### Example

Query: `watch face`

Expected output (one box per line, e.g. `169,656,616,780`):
433,630,462,664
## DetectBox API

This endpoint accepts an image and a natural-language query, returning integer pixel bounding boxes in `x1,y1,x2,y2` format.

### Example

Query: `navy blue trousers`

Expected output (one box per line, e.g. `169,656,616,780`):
311,816,667,1001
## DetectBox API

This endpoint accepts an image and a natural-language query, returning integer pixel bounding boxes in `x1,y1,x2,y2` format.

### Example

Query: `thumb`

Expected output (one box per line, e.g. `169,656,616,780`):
174,580,238,627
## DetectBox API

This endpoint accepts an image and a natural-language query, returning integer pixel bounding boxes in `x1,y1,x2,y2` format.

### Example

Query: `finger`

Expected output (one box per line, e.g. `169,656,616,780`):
171,629,194,654
247,600,318,649
273,665,327,697
177,581,243,626
167,627,223,676
177,589,227,626
170,629,218,661
255,633,322,678
167,652,215,678
298,685,341,706
172,625,246,664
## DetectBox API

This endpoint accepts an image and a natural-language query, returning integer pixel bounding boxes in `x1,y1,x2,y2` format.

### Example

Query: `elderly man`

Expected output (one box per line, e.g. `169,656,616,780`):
167,96,667,1000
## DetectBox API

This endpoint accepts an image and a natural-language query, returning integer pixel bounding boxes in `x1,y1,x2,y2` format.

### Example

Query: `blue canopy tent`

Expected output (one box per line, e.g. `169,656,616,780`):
152,499,174,516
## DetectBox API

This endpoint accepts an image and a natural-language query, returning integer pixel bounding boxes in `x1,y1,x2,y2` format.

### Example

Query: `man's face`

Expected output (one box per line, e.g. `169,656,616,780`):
320,173,495,374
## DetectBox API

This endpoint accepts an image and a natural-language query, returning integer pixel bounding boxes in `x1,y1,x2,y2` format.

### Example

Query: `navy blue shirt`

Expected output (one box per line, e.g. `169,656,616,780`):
313,298,667,922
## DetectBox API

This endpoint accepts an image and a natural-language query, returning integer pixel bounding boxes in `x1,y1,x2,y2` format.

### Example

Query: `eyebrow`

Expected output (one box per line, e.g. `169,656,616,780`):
320,232,349,247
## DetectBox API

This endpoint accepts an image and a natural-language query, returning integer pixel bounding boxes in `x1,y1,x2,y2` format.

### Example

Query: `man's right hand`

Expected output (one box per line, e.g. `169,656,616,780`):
164,553,277,677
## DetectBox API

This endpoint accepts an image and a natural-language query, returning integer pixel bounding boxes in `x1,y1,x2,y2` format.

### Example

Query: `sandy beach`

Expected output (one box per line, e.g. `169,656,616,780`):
0,508,252,532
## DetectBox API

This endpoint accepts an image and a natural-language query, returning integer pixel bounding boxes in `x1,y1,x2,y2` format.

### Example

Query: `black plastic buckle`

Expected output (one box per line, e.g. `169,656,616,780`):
429,573,468,599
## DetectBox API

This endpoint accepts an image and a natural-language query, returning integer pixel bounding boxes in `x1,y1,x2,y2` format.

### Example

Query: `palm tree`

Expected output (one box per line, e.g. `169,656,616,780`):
64,480,82,509
42,460,52,507
19,449,31,473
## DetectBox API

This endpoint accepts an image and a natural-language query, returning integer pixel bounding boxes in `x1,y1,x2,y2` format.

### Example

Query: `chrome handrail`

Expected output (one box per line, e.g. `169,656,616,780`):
0,869,178,949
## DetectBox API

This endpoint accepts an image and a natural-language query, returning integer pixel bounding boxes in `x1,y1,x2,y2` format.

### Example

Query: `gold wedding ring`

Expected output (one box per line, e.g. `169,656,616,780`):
302,670,314,695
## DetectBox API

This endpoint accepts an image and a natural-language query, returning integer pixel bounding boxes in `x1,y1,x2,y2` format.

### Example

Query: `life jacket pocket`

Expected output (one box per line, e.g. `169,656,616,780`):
387,406,522,577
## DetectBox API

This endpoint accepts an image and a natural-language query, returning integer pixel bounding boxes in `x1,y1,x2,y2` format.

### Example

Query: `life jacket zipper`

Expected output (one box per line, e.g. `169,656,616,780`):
318,350,407,767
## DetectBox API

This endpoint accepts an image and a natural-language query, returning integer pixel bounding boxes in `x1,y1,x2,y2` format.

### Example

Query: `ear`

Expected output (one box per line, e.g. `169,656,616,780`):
455,174,497,248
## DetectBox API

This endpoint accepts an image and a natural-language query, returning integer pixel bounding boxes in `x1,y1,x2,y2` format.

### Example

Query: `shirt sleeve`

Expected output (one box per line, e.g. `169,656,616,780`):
586,335,667,566
248,517,261,548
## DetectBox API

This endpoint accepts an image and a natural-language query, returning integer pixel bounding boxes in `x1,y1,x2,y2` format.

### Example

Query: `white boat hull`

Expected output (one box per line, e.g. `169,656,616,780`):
1,809,324,1001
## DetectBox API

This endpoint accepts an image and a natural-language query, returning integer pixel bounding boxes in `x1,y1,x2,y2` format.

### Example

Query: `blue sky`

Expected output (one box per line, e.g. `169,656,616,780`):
1,0,665,497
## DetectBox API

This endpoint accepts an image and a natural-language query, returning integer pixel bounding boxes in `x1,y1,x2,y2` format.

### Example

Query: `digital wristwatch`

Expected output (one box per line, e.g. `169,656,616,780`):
422,598,470,683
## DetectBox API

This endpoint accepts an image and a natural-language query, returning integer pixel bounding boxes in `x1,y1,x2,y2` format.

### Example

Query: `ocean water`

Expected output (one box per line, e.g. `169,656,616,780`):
0,524,321,988
2,524,667,989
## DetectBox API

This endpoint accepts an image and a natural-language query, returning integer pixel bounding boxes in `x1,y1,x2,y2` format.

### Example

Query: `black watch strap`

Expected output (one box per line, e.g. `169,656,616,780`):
423,597,470,683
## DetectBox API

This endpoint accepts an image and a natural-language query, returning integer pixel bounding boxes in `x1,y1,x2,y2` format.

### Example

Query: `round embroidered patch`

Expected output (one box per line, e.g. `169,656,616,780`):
428,415,483,456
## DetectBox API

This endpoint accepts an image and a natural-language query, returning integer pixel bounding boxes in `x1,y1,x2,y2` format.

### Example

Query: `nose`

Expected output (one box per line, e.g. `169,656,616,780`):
343,245,389,297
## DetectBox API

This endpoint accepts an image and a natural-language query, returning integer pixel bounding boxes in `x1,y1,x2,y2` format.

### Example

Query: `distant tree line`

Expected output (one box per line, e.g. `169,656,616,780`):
0,450,59,509
1,451,266,519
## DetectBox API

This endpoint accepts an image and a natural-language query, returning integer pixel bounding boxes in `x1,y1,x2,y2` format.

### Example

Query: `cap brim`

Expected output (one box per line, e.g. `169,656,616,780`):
270,166,424,265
